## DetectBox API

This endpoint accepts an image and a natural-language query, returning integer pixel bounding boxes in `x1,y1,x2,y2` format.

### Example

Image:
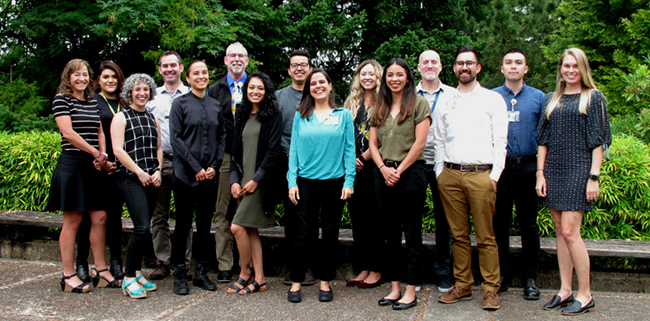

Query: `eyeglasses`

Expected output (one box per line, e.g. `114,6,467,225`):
455,60,477,68
227,53,247,59
290,63,309,69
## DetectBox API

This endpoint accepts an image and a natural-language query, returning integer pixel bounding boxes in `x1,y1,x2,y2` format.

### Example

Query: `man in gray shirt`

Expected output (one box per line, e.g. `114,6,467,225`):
275,49,315,285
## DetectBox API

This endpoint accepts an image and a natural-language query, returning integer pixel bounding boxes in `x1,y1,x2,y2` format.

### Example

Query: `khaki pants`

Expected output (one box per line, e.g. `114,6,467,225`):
214,154,234,271
151,156,191,265
437,167,500,292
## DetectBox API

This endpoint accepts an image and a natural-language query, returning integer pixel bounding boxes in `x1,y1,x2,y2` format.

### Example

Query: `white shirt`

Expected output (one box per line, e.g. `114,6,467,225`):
146,83,189,155
416,80,457,165
432,83,509,181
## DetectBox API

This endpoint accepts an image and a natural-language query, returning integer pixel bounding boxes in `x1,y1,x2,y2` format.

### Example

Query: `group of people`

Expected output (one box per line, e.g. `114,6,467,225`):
46,42,610,316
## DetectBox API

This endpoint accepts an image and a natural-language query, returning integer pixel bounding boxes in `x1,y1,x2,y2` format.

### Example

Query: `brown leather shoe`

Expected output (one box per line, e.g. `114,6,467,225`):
482,290,500,310
438,285,473,303
149,264,170,280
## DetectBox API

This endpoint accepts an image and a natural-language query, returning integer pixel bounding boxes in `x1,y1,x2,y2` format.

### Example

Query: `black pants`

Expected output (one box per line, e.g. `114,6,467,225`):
493,160,540,280
290,177,345,283
171,177,218,265
348,160,383,273
375,161,426,285
118,174,158,277
425,165,453,278
76,172,124,264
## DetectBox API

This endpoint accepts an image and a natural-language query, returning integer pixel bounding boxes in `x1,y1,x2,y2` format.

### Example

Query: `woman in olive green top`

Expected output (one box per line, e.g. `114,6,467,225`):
369,58,431,311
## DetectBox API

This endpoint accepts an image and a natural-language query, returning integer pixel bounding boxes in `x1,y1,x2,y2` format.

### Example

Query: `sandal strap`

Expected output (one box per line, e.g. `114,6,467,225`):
94,268,109,273
233,277,248,287
61,273,78,280
250,280,261,291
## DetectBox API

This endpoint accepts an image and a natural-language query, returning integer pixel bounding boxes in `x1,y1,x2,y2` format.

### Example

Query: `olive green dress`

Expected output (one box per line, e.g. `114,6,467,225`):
232,114,275,228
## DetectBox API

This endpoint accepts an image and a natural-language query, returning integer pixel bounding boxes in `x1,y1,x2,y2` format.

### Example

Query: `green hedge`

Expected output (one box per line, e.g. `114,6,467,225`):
2,131,649,241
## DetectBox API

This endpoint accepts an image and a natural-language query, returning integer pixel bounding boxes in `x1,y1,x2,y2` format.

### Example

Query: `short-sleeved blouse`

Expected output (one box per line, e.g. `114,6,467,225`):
52,94,100,151
373,95,431,162
536,90,612,211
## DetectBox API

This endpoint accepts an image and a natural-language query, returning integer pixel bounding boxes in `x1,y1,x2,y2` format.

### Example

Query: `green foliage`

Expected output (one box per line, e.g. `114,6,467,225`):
0,78,56,132
0,131,60,211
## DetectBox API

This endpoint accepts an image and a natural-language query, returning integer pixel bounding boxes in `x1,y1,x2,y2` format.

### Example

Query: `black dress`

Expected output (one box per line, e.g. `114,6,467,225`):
536,90,612,212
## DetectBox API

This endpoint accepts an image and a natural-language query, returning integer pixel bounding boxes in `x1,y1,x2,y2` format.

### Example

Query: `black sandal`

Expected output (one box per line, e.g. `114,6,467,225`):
92,268,121,288
60,273,91,293
239,280,268,295
226,275,254,294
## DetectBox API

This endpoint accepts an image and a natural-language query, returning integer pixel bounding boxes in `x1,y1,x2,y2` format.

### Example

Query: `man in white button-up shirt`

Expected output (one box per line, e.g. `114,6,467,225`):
434,46,508,311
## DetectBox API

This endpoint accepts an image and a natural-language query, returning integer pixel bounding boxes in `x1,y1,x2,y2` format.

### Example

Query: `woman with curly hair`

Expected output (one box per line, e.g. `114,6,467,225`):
46,58,117,293
111,73,162,299
226,72,282,295
343,60,384,288
76,61,128,283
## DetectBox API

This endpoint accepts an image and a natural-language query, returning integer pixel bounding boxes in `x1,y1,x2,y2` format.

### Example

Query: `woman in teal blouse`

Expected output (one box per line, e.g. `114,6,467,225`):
286,69,356,303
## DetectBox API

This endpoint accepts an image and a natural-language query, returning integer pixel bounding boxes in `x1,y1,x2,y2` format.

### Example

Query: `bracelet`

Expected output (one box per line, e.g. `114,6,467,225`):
93,150,101,158
379,164,386,170
155,168,161,172
536,169,544,171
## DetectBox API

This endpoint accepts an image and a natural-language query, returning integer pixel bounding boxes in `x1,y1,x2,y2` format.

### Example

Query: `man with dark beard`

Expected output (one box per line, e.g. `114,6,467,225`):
207,42,250,283
433,46,508,311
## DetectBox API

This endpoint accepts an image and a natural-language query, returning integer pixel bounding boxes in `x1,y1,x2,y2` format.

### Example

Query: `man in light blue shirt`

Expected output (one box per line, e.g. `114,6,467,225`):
146,51,191,280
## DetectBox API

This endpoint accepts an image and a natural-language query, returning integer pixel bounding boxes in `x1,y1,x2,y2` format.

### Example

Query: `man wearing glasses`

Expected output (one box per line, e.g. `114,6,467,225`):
207,42,250,283
275,49,316,286
433,46,508,310
492,48,546,300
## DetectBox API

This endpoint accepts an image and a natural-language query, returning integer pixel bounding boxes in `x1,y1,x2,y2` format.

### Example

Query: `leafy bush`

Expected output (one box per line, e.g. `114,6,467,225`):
0,131,60,211
0,78,56,132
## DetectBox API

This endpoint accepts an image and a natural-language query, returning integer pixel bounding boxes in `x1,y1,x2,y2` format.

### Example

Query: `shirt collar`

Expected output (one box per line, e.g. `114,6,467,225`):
159,83,188,95
501,82,528,96
416,80,446,95
227,73,247,88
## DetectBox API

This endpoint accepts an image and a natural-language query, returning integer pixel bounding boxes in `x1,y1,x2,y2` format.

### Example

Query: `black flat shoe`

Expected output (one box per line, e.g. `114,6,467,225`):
287,289,301,303
319,288,333,302
562,297,595,316
393,298,417,310
543,294,574,310
378,295,400,306
76,263,91,284
523,278,540,300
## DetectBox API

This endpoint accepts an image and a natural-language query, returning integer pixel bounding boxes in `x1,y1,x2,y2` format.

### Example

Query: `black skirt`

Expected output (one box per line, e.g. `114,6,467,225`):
46,150,108,212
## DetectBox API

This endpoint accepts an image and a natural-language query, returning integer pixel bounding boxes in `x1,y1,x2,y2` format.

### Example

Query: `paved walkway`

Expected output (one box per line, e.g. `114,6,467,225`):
1,259,648,320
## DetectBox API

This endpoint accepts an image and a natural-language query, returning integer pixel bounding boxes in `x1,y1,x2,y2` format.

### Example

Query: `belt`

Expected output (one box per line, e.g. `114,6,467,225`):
384,160,402,168
445,162,492,172
506,155,536,165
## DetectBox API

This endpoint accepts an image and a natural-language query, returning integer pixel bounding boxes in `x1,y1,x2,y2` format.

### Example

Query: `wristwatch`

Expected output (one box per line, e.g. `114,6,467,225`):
589,173,600,182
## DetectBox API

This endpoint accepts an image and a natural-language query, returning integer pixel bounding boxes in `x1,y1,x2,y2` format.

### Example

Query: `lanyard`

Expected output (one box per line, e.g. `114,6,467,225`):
419,90,441,112
100,92,120,115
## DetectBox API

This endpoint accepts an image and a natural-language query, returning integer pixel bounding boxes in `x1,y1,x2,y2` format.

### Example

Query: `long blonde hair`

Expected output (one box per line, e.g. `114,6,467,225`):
545,48,598,119
344,60,383,119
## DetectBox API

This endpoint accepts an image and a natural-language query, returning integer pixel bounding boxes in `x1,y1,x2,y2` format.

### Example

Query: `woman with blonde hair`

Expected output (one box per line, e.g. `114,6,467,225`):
46,58,117,293
536,48,611,316
343,60,385,288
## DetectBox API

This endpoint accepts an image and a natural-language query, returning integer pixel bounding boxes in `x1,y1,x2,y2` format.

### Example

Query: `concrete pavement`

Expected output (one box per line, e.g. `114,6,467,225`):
0,259,648,320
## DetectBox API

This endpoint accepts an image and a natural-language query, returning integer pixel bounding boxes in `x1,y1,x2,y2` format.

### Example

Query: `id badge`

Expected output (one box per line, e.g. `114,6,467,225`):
507,110,520,122
324,116,339,125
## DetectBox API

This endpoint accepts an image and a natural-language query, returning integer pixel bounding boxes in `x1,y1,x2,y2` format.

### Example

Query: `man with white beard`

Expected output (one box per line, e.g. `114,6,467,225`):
207,42,250,283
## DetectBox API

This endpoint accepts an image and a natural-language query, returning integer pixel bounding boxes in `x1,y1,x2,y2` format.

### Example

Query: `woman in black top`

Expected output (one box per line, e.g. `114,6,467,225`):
343,60,384,288
170,60,226,295
111,73,162,299
46,59,117,293
227,72,282,295
76,61,127,282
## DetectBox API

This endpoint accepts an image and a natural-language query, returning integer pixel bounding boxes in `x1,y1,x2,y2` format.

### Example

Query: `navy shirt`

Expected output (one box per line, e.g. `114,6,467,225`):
492,83,546,158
